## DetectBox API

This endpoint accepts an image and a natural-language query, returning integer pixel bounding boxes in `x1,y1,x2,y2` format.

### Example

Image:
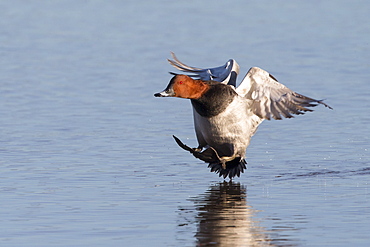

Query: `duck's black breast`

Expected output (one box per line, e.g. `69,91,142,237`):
191,83,237,118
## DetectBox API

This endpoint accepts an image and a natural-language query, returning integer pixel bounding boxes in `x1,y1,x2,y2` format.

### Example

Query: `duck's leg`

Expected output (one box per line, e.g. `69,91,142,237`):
172,135,247,179
173,135,194,153
173,135,220,163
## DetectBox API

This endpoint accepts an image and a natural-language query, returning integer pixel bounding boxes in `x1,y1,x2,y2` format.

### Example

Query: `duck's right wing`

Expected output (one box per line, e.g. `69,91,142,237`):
236,67,332,120
168,52,240,86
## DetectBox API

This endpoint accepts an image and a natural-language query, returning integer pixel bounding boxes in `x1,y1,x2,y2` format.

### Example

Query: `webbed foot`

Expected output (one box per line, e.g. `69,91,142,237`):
172,135,247,179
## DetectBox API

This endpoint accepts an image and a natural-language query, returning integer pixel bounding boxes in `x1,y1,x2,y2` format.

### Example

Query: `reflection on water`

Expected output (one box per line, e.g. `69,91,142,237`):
193,182,270,246
178,182,299,246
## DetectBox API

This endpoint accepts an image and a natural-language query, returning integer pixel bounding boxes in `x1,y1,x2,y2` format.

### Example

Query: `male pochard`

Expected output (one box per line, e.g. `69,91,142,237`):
155,53,332,179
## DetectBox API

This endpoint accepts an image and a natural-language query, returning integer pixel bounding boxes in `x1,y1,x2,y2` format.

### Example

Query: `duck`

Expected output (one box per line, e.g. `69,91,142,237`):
154,52,332,179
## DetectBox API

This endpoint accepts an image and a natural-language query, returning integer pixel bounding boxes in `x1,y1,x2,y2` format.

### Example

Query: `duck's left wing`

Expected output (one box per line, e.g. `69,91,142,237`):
168,52,240,86
236,67,332,120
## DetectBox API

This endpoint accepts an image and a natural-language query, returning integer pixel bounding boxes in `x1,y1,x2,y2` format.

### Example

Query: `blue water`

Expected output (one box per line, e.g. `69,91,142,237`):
0,1,369,246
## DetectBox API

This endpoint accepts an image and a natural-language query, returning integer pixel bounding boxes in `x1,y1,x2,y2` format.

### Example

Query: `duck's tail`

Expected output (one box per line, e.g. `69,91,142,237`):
208,158,247,179
173,135,247,179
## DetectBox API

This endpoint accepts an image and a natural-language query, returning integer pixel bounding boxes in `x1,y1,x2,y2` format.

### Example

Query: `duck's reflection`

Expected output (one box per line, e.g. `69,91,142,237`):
178,182,297,246
194,182,271,246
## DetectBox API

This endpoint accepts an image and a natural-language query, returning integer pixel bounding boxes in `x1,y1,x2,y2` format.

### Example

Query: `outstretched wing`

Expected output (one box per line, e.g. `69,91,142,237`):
168,52,240,86
236,67,332,120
